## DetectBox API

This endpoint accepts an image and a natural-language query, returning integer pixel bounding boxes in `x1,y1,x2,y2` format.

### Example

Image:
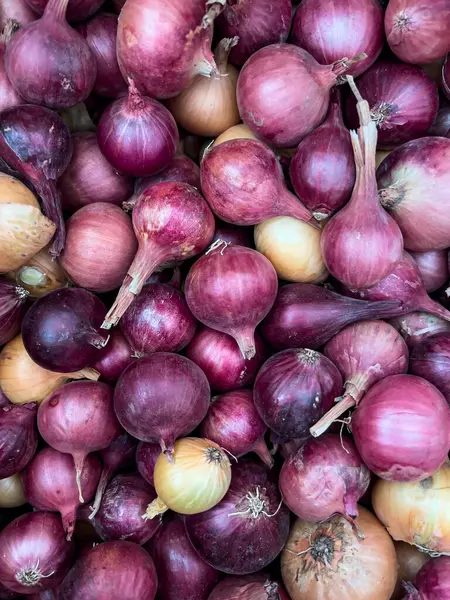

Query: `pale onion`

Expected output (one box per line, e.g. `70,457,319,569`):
212,124,258,148
372,460,450,554
0,173,56,273
391,541,430,600
0,473,27,508
168,38,240,137
7,245,68,298
376,149,392,169
0,335,99,405
144,437,232,519
254,216,328,283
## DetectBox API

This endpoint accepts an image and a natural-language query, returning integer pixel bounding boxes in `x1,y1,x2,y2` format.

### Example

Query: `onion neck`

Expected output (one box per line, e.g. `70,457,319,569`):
214,37,238,75
232,327,257,360
343,492,358,519
126,79,146,112
143,496,169,520
61,507,76,541
32,178,65,259
310,393,356,437
416,295,450,323
68,368,100,381
89,467,112,520
73,452,87,504
280,186,317,227
82,328,109,350
252,437,274,469
44,0,69,22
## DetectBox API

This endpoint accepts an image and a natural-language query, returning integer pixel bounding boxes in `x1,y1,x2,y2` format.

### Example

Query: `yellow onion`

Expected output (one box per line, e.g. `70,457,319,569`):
0,473,27,508
391,541,430,600
372,461,450,554
144,437,232,519
255,216,328,283
0,173,56,273
0,335,99,405
212,123,257,148
7,245,68,298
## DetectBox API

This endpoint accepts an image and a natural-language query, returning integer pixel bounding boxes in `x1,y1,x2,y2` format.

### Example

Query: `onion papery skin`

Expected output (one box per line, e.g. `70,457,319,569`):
136,442,160,487
345,62,439,147
429,106,450,138
114,353,210,454
186,326,266,392
385,0,450,65
291,0,383,78
185,460,290,575
0,512,74,595
410,332,450,404
389,312,450,348
185,244,278,360
352,374,450,482
60,203,137,293
59,133,133,212
0,37,23,113
23,446,101,540
378,137,450,250
410,249,449,293
0,0,35,29
0,278,29,346
199,389,273,468
97,80,178,177
5,1,96,109
25,0,105,22
281,506,397,600
148,514,219,600
92,329,135,383
201,139,315,226
208,574,290,600
0,402,37,478
58,540,158,600
406,556,450,599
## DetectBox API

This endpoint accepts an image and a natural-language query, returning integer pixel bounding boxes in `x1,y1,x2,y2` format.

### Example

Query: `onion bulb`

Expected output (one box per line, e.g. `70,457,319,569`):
212,124,257,148
144,437,232,519
0,473,26,508
7,246,68,298
372,460,450,554
168,38,240,137
391,542,429,600
254,216,328,283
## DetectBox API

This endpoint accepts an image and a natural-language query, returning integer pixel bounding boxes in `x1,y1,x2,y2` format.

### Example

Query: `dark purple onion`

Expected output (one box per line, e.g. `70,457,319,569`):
389,312,450,348
443,55,450,100
92,329,135,383
429,106,450,138
25,0,105,22
410,249,449,293
0,278,29,346
0,402,37,479
136,442,160,487
212,223,254,248
208,574,290,600
410,332,450,404
185,460,290,575
403,556,450,600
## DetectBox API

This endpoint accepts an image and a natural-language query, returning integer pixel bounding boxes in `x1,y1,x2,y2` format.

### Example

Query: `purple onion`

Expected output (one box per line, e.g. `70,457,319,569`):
410,332,450,404
212,222,254,248
0,402,37,479
0,278,29,346
429,106,450,138
24,0,105,22
404,556,450,600
136,442,160,487
0,0,35,29
92,329,135,383
208,575,290,600
410,249,449,293
389,312,450,348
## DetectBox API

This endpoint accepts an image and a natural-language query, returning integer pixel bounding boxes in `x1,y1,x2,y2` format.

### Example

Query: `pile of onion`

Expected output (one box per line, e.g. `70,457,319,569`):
410,332,450,403
403,556,450,600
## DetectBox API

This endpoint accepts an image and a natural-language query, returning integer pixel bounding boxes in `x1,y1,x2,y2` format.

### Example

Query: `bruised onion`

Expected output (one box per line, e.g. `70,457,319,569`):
410,249,449,293
136,442,160,487
410,332,450,404
0,402,37,479
389,312,450,348
0,278,29,346
92,329,135,383
208,575,290,600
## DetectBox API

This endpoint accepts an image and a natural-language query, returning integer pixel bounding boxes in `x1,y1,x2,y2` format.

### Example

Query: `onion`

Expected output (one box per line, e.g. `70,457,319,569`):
404,556,450,599
236,44,363,148
5,0,96,108
200,389,273,468
378,137,450,251
185,243,278,359
185,459,290,574
60,203,137,293
391,542,429,600
260,283,401,350
410,332,450,404
0,105,72,257
311,320,409,437
102,182,214,328
37,380,121,501
372,461,450,553
0,474,26,508
145,437,231,519
352,374,450,482
22,446,101,540
97,79,178,177
120,283,197,356
212,124,257,148
208,574,290,600
385,0,450,64
0,277,29,346
291,0,383,77
345,61,439,147
8,246,68,298
114,353,210,455
25,0,105,22
0,402,37,478
429,106,450,137
0,0,35,28
410,249,449,292
136,442,160,487
254,217,327,283
58,540,158,600
213,222,254,248
321,78,403,289
0,512,74,595
92,329,135,383
59,133,133,212
442,54,450,99
389,312,450,348
281,506,397,600
148,514,219,600
0,28,23,113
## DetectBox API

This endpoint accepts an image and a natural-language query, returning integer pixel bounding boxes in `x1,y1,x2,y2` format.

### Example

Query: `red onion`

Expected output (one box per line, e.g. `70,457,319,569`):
321,79,403,289
97,79,178,177
60,203,137,293
0,30,23,113
0,402,37,479
389,312,450,348
290,91,355,221
429,106,450,138
0,512,74,595
117,0,219,99
23,446,101,539
92,329,135,383
442,54,450,99
215,0,292,67
352,374,450,482
25,0,105,22
311,320,409,437
37,381,121,502
0,278,29,346
185,244,277,360
102,182,215,328
291,0,383,77
22,287,108,373
385,0,450,65
200,390,273,468
200,139,315,226
212,222,254,248
5,0,96,108
260,283,402,350
59,133,133,212
114,353,210,455
404,556,450,600
410,249,449,293
120,283,197,356
378,137,450,251
410,333,450,404
136,442,160,486
0,104,72,257
236,43,362,148
279,434,370,523
254,348,342,442
185,460,290,575
186,326,266,392
345,61,439,147
0,0,35,28
210,575,290,600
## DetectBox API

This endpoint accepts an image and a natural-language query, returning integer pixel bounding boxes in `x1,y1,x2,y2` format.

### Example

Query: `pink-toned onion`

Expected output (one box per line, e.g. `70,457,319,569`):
24,0,104,22
410,249,449,293
410,332,450,404
0,402,37,479
389,312,450,348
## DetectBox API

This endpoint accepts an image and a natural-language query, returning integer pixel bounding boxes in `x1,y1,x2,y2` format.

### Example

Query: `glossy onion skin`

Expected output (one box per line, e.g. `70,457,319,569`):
410,333,450,404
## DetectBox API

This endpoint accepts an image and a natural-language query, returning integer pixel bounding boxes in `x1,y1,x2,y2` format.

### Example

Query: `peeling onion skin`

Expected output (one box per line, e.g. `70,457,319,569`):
0,0,35,29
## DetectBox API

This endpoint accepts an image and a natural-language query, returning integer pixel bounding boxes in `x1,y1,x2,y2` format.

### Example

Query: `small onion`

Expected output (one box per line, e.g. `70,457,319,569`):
389,312,450,348
208,574,290,600
0,473,26,508
0,402,37,479
410,332,450,404
8,246,68,298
